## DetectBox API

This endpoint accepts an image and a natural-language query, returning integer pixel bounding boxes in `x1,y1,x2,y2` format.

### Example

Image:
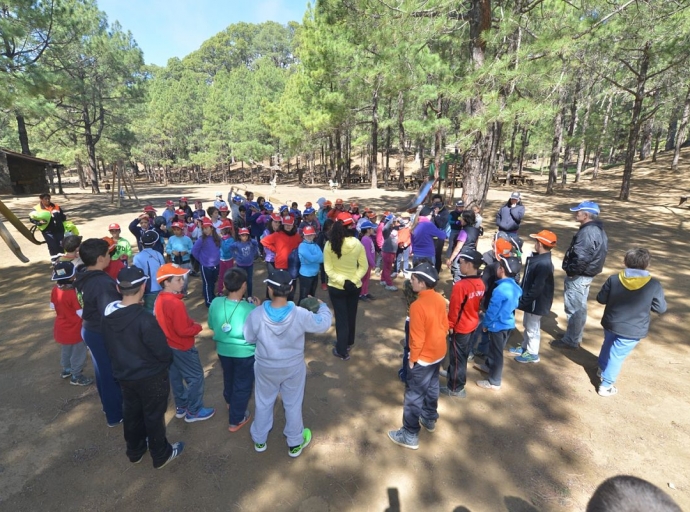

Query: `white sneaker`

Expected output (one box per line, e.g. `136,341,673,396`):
476,380,501,390
391,272,398,279
379,281,387,286
385,285,398,291
598,385,618,397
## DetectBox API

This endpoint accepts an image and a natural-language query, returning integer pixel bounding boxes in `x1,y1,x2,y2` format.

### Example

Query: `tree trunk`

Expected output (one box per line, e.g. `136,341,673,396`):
620,41,652,201
84,127,100,193
672,85,690,172
335,128,342,183
561,80,581,185
398,91,406,189
575,98,592,183
546,106,565,195
16,114,31,155
370,85,379,189
651,128,662,162
508,118,518,173
639,118,653,160
593,95,613,180
75,156,87,189
385,98,392,188
666,110,679,151
517,127,529,176
55,166,64,194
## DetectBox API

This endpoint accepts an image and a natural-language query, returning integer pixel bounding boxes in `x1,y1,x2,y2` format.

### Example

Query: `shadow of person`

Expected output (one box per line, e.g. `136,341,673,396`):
550,343,601,389
385,488,400,512
452,507,472,512
504,495,540,512
540,311,563,340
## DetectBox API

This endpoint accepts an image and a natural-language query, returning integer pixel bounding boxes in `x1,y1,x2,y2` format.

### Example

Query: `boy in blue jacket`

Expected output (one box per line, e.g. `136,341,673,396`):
475,256,522,390
297,225,324,302
231,228,260,298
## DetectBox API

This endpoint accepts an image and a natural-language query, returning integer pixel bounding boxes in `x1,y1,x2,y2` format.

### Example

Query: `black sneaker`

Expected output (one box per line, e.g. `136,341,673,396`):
332,348,350,361
156,442,184,469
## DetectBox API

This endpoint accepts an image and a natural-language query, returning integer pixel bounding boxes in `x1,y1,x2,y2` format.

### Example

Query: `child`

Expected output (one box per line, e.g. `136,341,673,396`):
441,250,485,398
395,214,411,277
166,220,194,295
231,227,260,298
102,266,184,469
74,238,123,427
50,261,93,386
297,226,323,303
595,248,666,396
191,218,221,307
154,263,215,422
51,234,83,267
208,268,260,432
387,262,448,450
132,231,166,312
474,255,522,390
510,230,557,363
217,219,235,295
243,270,332,457
380,214,399,291
358,220,376,301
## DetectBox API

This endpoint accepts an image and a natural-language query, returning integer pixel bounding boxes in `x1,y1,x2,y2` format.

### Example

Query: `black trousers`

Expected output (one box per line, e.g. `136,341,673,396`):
328,285,360,356
403,362,440,434
433,237,444,273
120,370,173,468
298,275,318,303
42,230,65,256
446,332,472,391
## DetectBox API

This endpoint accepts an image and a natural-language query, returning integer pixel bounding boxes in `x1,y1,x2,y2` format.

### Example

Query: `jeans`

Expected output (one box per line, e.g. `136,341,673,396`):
486,329,512,386
403,362,441,435
169,347,205,414
522,312,542,354
447,332,472,391
218,355,255,425
398,318,410,383
201,265,219,307
60,342,87,376
142,291,159,313
120,370,173,467
381,252,396,285
328,285,360,356
298,274,318,303
42,230,64,256
82,328,123,425
319,262,327,286
396,247,410,274
238,264,254,298
563,275,593,346
412,255,435,267
598,330,640,388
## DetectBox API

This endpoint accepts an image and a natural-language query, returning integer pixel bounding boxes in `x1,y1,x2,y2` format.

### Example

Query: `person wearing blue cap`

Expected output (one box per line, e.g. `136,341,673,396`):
298,207,321,236
551,201,608,350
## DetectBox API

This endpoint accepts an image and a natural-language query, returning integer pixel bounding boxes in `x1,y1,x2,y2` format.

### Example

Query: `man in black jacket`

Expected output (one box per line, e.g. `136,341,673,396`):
551,201,608,350
102,266,184,469
511,230,557,363
495,192,525,248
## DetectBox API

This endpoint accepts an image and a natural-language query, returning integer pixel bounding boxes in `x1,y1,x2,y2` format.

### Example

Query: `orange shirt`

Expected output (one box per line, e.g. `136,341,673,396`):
409,289,448,364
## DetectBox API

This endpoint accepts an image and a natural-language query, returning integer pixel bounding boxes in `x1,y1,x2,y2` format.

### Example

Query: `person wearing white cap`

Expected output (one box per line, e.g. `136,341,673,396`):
214,192,228,210
551,201,608,350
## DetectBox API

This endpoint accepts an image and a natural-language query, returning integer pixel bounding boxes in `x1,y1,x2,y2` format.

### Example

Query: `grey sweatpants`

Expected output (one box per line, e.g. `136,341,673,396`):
61,342,87,376
250,361,306,447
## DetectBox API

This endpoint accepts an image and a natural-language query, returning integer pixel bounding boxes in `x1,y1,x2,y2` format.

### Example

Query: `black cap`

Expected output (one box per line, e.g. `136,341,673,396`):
498,256,522,276
264,270,293,291
117,265,149,290
52,261,76,281
141,230,159,246
458,249,483,267
409,262,439,284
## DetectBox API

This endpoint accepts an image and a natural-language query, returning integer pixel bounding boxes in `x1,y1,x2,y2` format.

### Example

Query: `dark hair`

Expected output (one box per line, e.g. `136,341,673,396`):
411,272,437,289
39,193,51,200
624,248,650,270
257,196,265,205
246,191,253,199
79,238,109,266
269,284,291,298
239,205,246,213
431,194,442,202
461,210,476,227
62,235,82,253
587,476,682,512
291,201,298,208
207,206,219,217
322,218,334,233
223,267,247,293
119,284,143,296
328,220,354,258
201,225,222,247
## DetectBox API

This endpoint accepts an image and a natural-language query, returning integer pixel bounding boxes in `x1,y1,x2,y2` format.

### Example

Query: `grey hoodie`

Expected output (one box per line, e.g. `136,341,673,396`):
243,302,332,368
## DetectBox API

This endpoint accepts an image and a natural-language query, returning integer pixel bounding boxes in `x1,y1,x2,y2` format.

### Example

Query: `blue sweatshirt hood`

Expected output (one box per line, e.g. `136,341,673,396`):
262,301,295,323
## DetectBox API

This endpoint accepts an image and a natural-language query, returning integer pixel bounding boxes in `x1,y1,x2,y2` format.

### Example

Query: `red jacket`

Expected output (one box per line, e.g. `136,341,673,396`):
154,292,202,351
448,275,485,334
51,286,83,344
261,231,302,270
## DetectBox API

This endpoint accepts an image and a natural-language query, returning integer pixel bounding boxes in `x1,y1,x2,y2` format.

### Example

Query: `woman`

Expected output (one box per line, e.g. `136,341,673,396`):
446,210,480,282
191,218,221,307
324,213,368,361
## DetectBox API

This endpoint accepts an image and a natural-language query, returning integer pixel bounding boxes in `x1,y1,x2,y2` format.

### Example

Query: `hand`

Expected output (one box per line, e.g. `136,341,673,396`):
482,327,488,332
343,280,358,292
408,361,414,369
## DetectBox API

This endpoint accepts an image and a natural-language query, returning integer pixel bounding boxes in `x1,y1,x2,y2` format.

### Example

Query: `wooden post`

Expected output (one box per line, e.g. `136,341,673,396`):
110,164,117,204
116,164,122,208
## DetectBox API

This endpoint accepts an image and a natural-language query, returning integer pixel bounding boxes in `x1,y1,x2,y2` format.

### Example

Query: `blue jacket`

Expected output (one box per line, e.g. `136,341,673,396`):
220,236,235,261
231,240,259,267
247,212,264,238
483,277,522,332
298,240,323,277
165,235,193,264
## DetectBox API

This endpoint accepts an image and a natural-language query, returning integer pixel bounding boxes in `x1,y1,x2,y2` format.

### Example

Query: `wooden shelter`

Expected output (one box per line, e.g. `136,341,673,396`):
0,148,60,195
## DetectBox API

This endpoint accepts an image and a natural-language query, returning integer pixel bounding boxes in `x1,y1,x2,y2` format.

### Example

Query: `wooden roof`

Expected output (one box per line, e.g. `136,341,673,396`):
1,147,60,166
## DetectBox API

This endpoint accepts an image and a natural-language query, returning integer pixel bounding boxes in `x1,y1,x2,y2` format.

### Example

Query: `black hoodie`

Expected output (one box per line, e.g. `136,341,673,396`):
74,269,121,333
102,301,172,381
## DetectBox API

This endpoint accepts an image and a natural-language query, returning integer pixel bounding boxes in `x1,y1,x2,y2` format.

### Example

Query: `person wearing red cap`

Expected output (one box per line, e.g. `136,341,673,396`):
297,225,323,303
178,197,193,219
217,219,235,295
128,212,163,254
162,200,176,228
191,218,222,307
108,223,133,266
166,222,194,295
327,198,345,220
510,230,557,363
261,216,302,300
231,227,260,298
324,213,368,360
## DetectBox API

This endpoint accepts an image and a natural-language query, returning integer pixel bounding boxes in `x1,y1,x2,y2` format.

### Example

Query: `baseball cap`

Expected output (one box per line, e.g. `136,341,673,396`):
108,223,120,231
141,230,159,246
171,221,184,229
51,261,76,281
498,255,522,276
510,192,521,200
156,263,190,283
303,207,315,215
218,205,229,212
335,198,344,205
458,250,484,267
409,262,439,284
336,212,354,226
201,217,213,227
264,202,274,211
324,200,333,207
215,192,222,197
117,266,149,290
220,218,233,229
166,200,174,206
102,236,116,253
232,195,243,202
304,202,313,208
400,211,411,219
366,210,376,218
270,213,282,222
264,270,293,291
302,225,316,236
175,208,186,216
350,202,358,208
455,200,465,207
179,197,188,202
143,205,156,213
299,296,320,313
530,230,557,247
279,204,289,212
570,201,600,214
238,227,250,235
282,215,295,226
359,220,375,230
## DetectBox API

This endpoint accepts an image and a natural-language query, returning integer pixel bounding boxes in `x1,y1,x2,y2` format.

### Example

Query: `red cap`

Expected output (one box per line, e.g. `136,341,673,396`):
335,198,344,205
238,227,250,235
302,226,316,236
201,217,213,227
304,202,312,208
282,215,295,226
171,221,184,229
324,200,332,207
175,209,185,216
156,262,190,283
220,218,233,229
366,210,376,218
180,197,188,202
350,202,358,208
336,212,354,226
530,230,557,247
143,205,156,213
218,205,229,212
166,200,174,206
270,213,282,222
108,223,120,231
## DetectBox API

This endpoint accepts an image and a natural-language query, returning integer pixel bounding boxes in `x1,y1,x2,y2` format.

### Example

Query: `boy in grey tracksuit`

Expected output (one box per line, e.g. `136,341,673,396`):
243,270,332,457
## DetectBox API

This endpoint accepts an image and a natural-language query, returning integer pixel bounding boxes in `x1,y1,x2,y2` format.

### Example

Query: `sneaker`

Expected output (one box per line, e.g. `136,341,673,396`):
440,386,467,398
598,385,618,397
379,281,387,286
60,369,72,379
419,417,436,432
155,442,184,469
550,339,578,350
321,283,328,291
288,428,312,458
439,369,448,378
391,272,398,279
228,412,251,433
476,380,501,390
473,362,489,373
175,407,187,419
374,268,381,276
70,374,93,386
332,348,350,361
385,285,398,291
468,352,475,362
473,351,487,359
254,442,267,452
508,346,525,355
596,368,602,379
107,419,123,428
185,407,216,423
359,294,370,302
515,352,540,364
387,428,419,450
364,294,376,300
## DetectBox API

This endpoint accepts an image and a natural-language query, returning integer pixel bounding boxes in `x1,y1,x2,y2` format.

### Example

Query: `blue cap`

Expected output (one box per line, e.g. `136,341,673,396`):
569,201,600,215
385,214,394,222
264,202,274,211
232,195,243,202
359,220,375,230
303,207,315,215
279,205,289,212
248,201,260,210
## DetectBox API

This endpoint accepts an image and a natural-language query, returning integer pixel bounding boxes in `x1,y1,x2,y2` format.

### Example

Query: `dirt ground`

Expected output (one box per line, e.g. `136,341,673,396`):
1,153,689,512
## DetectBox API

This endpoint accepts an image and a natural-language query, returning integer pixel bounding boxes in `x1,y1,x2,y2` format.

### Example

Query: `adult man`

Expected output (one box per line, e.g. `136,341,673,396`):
420,194,450,272
551,201,608,350
31,193,67,256
495,192,525,246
